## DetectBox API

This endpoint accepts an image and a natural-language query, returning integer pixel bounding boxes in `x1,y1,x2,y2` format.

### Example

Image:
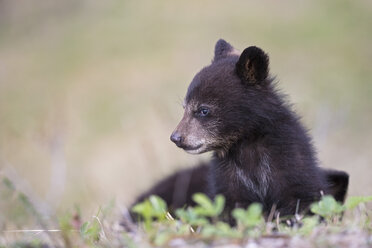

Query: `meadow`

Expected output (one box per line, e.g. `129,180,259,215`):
0,0,371,246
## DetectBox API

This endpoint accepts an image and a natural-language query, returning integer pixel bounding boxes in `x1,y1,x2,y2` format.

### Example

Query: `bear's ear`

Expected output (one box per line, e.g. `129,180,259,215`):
324,169,349,203
213,39,238,62
236,46,269,84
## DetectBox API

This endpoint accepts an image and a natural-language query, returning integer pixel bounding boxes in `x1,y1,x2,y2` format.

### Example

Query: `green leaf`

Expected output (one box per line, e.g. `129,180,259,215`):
177,224,192,235
193,193,214,215
176,208,208,226
232,208,246,222
192,193,225,217
132,195,167,221
232,203,263,228
201,222,242,238
149,195,167,219
132,199,154,230
214,195,226,216
201,224,216,238
344,196,372,210
298,216,319,235
310,195,345,218
79,219,100,242
149,195,167,212
132,200,153,220
215,222,242,238
131,195,169,231
80,222,89,235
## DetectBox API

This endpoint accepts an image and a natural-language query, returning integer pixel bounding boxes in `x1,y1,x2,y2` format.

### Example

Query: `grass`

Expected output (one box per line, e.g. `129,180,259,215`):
1,175,371,247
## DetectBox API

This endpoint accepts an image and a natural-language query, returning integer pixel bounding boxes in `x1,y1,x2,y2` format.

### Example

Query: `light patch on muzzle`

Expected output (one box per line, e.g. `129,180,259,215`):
171,102,211,154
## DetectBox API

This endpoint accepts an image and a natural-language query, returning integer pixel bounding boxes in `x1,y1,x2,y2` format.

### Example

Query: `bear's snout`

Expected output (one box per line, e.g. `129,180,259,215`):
170,131,183,147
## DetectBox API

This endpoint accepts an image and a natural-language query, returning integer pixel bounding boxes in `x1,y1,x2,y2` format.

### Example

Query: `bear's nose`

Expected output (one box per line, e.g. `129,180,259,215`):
170,132,183,146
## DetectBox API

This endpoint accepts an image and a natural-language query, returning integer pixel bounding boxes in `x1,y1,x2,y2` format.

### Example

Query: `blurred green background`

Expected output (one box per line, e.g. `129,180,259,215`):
0,0,371,221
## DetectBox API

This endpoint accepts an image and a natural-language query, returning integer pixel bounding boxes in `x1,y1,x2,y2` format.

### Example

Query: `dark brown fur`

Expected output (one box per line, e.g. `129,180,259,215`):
132,163,349,217
132,39,349,219
133,163,209,212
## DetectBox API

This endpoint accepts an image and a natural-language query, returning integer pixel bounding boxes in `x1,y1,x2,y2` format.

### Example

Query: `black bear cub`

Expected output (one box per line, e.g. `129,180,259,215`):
133,40,349,218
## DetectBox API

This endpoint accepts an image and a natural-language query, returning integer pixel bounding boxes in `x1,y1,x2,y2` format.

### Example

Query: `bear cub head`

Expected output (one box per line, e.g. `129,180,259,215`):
170,39,274,155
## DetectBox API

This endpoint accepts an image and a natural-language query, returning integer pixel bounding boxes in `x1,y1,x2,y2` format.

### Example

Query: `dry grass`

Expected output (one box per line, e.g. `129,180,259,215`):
0,183,371,247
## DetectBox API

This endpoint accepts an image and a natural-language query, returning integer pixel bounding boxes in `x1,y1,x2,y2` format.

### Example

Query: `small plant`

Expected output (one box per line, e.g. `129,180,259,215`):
298,216,320,235
232,203,263,228
201,221,241,239
132,195,168,231
175,207,209,226
310,194,372,221
129,193,372,246
80,217,101,243
175,193,225,227
310,195,344,219
232,203,264,237
344,196,372,210
192,193,225,218
2,185,372,247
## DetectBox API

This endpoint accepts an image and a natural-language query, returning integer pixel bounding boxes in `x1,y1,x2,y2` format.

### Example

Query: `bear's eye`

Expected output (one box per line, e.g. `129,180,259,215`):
196,107,210,117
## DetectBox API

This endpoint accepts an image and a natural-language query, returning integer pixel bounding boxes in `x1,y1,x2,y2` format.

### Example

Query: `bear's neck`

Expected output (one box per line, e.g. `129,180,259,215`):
211,118,284,204
214,131,271,170
212,136,273,204
212,107,312,195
